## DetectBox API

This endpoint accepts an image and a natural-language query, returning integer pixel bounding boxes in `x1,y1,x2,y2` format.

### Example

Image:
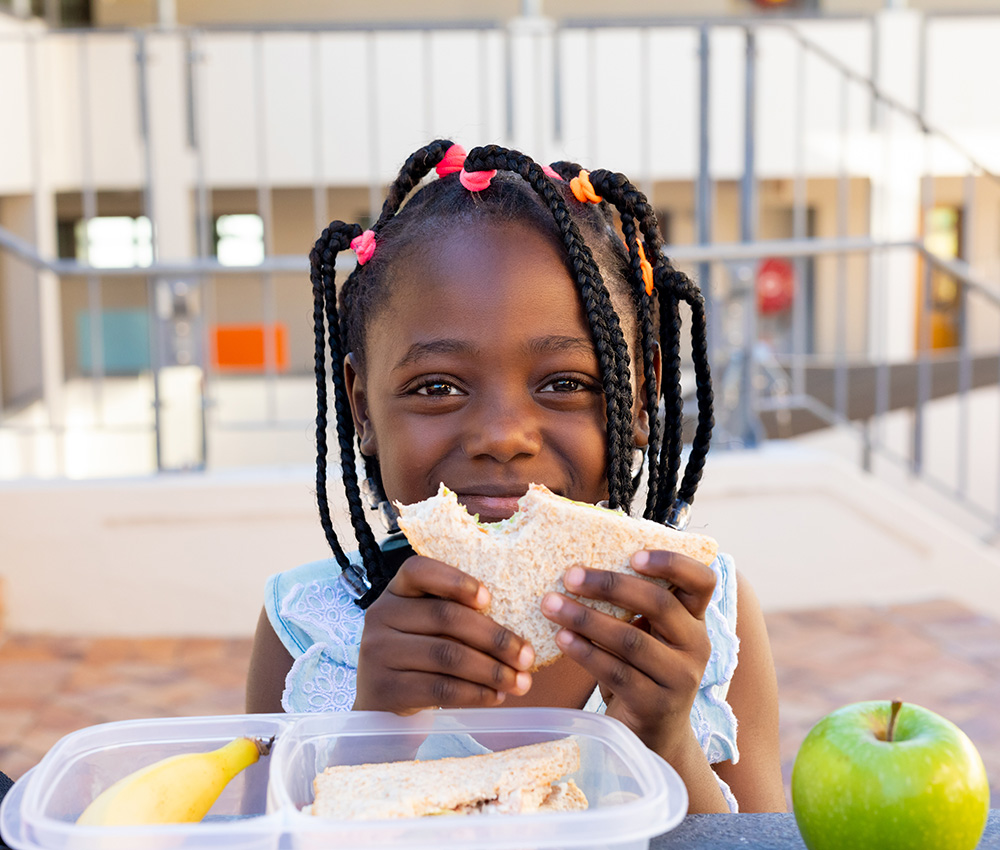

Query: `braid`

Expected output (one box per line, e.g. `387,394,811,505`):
309,221,367,576
655,274,684,520
549,160,584,181
586,168,713,523
465,145,636,511
343,140,460,606
585,170,664,517
670,270,714,506
374,138,455,230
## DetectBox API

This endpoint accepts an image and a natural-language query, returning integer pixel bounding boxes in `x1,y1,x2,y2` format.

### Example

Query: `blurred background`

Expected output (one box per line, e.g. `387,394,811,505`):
0,0,998,805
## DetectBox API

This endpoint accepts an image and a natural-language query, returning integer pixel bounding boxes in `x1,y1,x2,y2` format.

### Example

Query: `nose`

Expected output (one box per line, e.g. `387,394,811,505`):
461,391,542,463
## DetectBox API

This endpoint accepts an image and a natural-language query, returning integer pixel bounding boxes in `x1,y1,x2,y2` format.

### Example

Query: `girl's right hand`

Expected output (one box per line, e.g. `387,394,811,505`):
352,555,536,714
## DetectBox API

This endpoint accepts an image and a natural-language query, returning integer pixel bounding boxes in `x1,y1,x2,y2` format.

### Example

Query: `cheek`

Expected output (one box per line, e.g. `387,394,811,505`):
369,414,453,502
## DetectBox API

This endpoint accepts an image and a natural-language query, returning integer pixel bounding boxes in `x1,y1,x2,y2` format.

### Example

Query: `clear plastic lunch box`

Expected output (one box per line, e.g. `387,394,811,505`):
0,708,688,850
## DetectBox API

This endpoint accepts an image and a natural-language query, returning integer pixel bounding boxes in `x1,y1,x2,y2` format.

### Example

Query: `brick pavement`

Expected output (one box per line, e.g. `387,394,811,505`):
0,598,997,808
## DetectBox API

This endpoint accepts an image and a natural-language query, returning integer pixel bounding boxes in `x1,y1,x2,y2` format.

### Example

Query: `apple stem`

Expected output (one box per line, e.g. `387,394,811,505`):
886,700,903,743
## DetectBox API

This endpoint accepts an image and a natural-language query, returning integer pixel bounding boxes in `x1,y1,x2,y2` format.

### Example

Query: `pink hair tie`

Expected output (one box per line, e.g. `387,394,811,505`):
459,168,496,192
436,144,467,177
541,164,564,181
350,229,376,265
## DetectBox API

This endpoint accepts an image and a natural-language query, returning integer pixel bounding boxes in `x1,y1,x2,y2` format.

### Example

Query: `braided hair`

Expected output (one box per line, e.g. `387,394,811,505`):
309,141,713,607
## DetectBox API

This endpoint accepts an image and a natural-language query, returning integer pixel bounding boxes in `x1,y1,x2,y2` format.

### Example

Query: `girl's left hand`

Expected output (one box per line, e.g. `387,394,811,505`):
540,550,717,761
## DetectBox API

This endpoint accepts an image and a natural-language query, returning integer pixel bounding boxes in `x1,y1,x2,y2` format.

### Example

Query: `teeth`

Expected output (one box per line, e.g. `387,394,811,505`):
76,736,273,826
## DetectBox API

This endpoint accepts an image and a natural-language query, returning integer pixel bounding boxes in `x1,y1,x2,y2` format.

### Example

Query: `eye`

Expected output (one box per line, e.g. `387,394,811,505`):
539,376,593,393
414,379,463,397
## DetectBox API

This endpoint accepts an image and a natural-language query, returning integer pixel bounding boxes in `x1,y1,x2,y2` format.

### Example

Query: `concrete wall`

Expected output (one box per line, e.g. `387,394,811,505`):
1,443,998,636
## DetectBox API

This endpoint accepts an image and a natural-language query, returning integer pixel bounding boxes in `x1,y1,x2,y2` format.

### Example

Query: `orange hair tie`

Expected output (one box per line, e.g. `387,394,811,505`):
636,241,654,296
569,170,602,204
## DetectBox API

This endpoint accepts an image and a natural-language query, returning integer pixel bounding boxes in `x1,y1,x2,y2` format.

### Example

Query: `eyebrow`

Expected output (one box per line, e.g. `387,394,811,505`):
394,338,478,370
526,335,596,357
394,334,596,372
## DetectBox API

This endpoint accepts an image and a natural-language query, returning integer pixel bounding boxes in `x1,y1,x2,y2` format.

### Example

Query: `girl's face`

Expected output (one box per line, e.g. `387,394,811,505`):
346,220,650,523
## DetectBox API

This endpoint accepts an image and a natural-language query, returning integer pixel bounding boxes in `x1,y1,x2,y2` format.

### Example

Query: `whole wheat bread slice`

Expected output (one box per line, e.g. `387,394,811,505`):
396,483,718,669
310,736,584,820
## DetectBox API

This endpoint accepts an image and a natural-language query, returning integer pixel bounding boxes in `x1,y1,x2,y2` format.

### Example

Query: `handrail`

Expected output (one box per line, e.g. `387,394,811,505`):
7,222,996,310
773,22,1000,188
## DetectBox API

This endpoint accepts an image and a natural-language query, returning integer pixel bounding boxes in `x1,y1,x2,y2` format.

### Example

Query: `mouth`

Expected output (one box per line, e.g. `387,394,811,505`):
452,485,538,523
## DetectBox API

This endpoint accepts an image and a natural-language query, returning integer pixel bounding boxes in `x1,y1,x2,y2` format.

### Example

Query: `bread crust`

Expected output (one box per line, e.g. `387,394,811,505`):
396,483,719,669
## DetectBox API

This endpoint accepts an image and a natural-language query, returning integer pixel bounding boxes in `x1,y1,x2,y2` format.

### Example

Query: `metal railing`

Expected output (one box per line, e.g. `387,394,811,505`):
0,12,998,541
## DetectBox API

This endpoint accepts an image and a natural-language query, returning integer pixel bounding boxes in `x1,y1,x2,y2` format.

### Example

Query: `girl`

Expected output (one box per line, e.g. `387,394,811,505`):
246,141,786,814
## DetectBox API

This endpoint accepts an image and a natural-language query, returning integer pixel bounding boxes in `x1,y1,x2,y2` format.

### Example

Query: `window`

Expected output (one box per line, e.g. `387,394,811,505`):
75,216,153,268
28,0,92,26
214,214,265,267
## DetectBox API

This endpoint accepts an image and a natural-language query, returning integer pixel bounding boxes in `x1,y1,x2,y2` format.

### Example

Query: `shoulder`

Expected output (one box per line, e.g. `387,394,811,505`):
264,537,415,660
702,552,740,685
263,556,359,659
265,557,344,608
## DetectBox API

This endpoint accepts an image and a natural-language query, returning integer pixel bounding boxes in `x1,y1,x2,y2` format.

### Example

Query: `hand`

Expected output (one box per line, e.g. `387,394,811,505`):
540,550,717,759
353,555,535,714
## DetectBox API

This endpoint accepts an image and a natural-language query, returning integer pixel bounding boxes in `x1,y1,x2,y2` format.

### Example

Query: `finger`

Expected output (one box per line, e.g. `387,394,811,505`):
562,565,685,626
630,551,717,620
387,555,490,609
389,670,512,709
549,623,664,701
541,591,669,679
391,633,533,697
382,596,535,672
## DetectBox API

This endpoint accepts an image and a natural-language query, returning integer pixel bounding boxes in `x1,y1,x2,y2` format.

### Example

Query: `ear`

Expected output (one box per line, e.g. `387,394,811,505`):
344,353,377,457
632,341,662,450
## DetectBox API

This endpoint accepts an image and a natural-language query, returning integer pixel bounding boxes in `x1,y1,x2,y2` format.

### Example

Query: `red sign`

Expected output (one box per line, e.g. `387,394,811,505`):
757,257,795,315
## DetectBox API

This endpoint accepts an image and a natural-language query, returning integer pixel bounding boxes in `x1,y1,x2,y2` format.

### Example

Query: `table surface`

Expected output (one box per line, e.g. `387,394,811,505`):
652,809,1000,849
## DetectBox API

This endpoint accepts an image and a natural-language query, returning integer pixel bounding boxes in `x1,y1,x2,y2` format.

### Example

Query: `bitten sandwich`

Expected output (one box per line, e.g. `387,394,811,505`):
310,737,587,820
396,483,718,669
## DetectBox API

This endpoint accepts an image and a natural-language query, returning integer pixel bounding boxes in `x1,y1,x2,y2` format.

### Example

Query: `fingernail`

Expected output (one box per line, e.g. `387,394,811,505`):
555,629,574,648
515,671,532,693
542,593,563,614
565,566,585,588
495,691,506,704
517,644,535,669
631,551,650,570
475,585,490,607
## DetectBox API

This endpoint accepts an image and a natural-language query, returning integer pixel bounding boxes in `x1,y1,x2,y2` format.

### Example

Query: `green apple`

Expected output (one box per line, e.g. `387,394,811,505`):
791,700,989,850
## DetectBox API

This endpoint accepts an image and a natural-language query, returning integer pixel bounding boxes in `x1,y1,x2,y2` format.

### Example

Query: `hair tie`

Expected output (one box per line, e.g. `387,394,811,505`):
459,168,496,192
436,144,467,177
541,164,565,182
636,241,654,297
350,229,376,265
570,169,602,204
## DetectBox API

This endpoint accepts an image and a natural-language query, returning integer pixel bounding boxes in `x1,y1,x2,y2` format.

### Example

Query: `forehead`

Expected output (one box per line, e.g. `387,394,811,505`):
365,221,597,359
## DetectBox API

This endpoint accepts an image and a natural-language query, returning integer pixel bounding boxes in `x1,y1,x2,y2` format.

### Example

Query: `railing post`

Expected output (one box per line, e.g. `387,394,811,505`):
696,25,714,362
736,26,762,449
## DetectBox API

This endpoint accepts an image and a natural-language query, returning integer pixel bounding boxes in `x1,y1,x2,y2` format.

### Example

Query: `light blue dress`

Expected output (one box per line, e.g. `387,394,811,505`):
263,536,742,811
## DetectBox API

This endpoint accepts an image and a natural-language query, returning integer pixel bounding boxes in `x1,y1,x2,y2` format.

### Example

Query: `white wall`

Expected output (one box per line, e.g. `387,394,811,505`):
1,444,999,636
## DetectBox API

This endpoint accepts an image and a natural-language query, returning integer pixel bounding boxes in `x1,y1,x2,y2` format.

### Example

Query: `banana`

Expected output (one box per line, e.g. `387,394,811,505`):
76,735,273,826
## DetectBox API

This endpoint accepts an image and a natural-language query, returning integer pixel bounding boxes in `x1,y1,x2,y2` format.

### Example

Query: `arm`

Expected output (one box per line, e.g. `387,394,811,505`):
245,607,294,714
540,552,732,812
711,570,787,812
